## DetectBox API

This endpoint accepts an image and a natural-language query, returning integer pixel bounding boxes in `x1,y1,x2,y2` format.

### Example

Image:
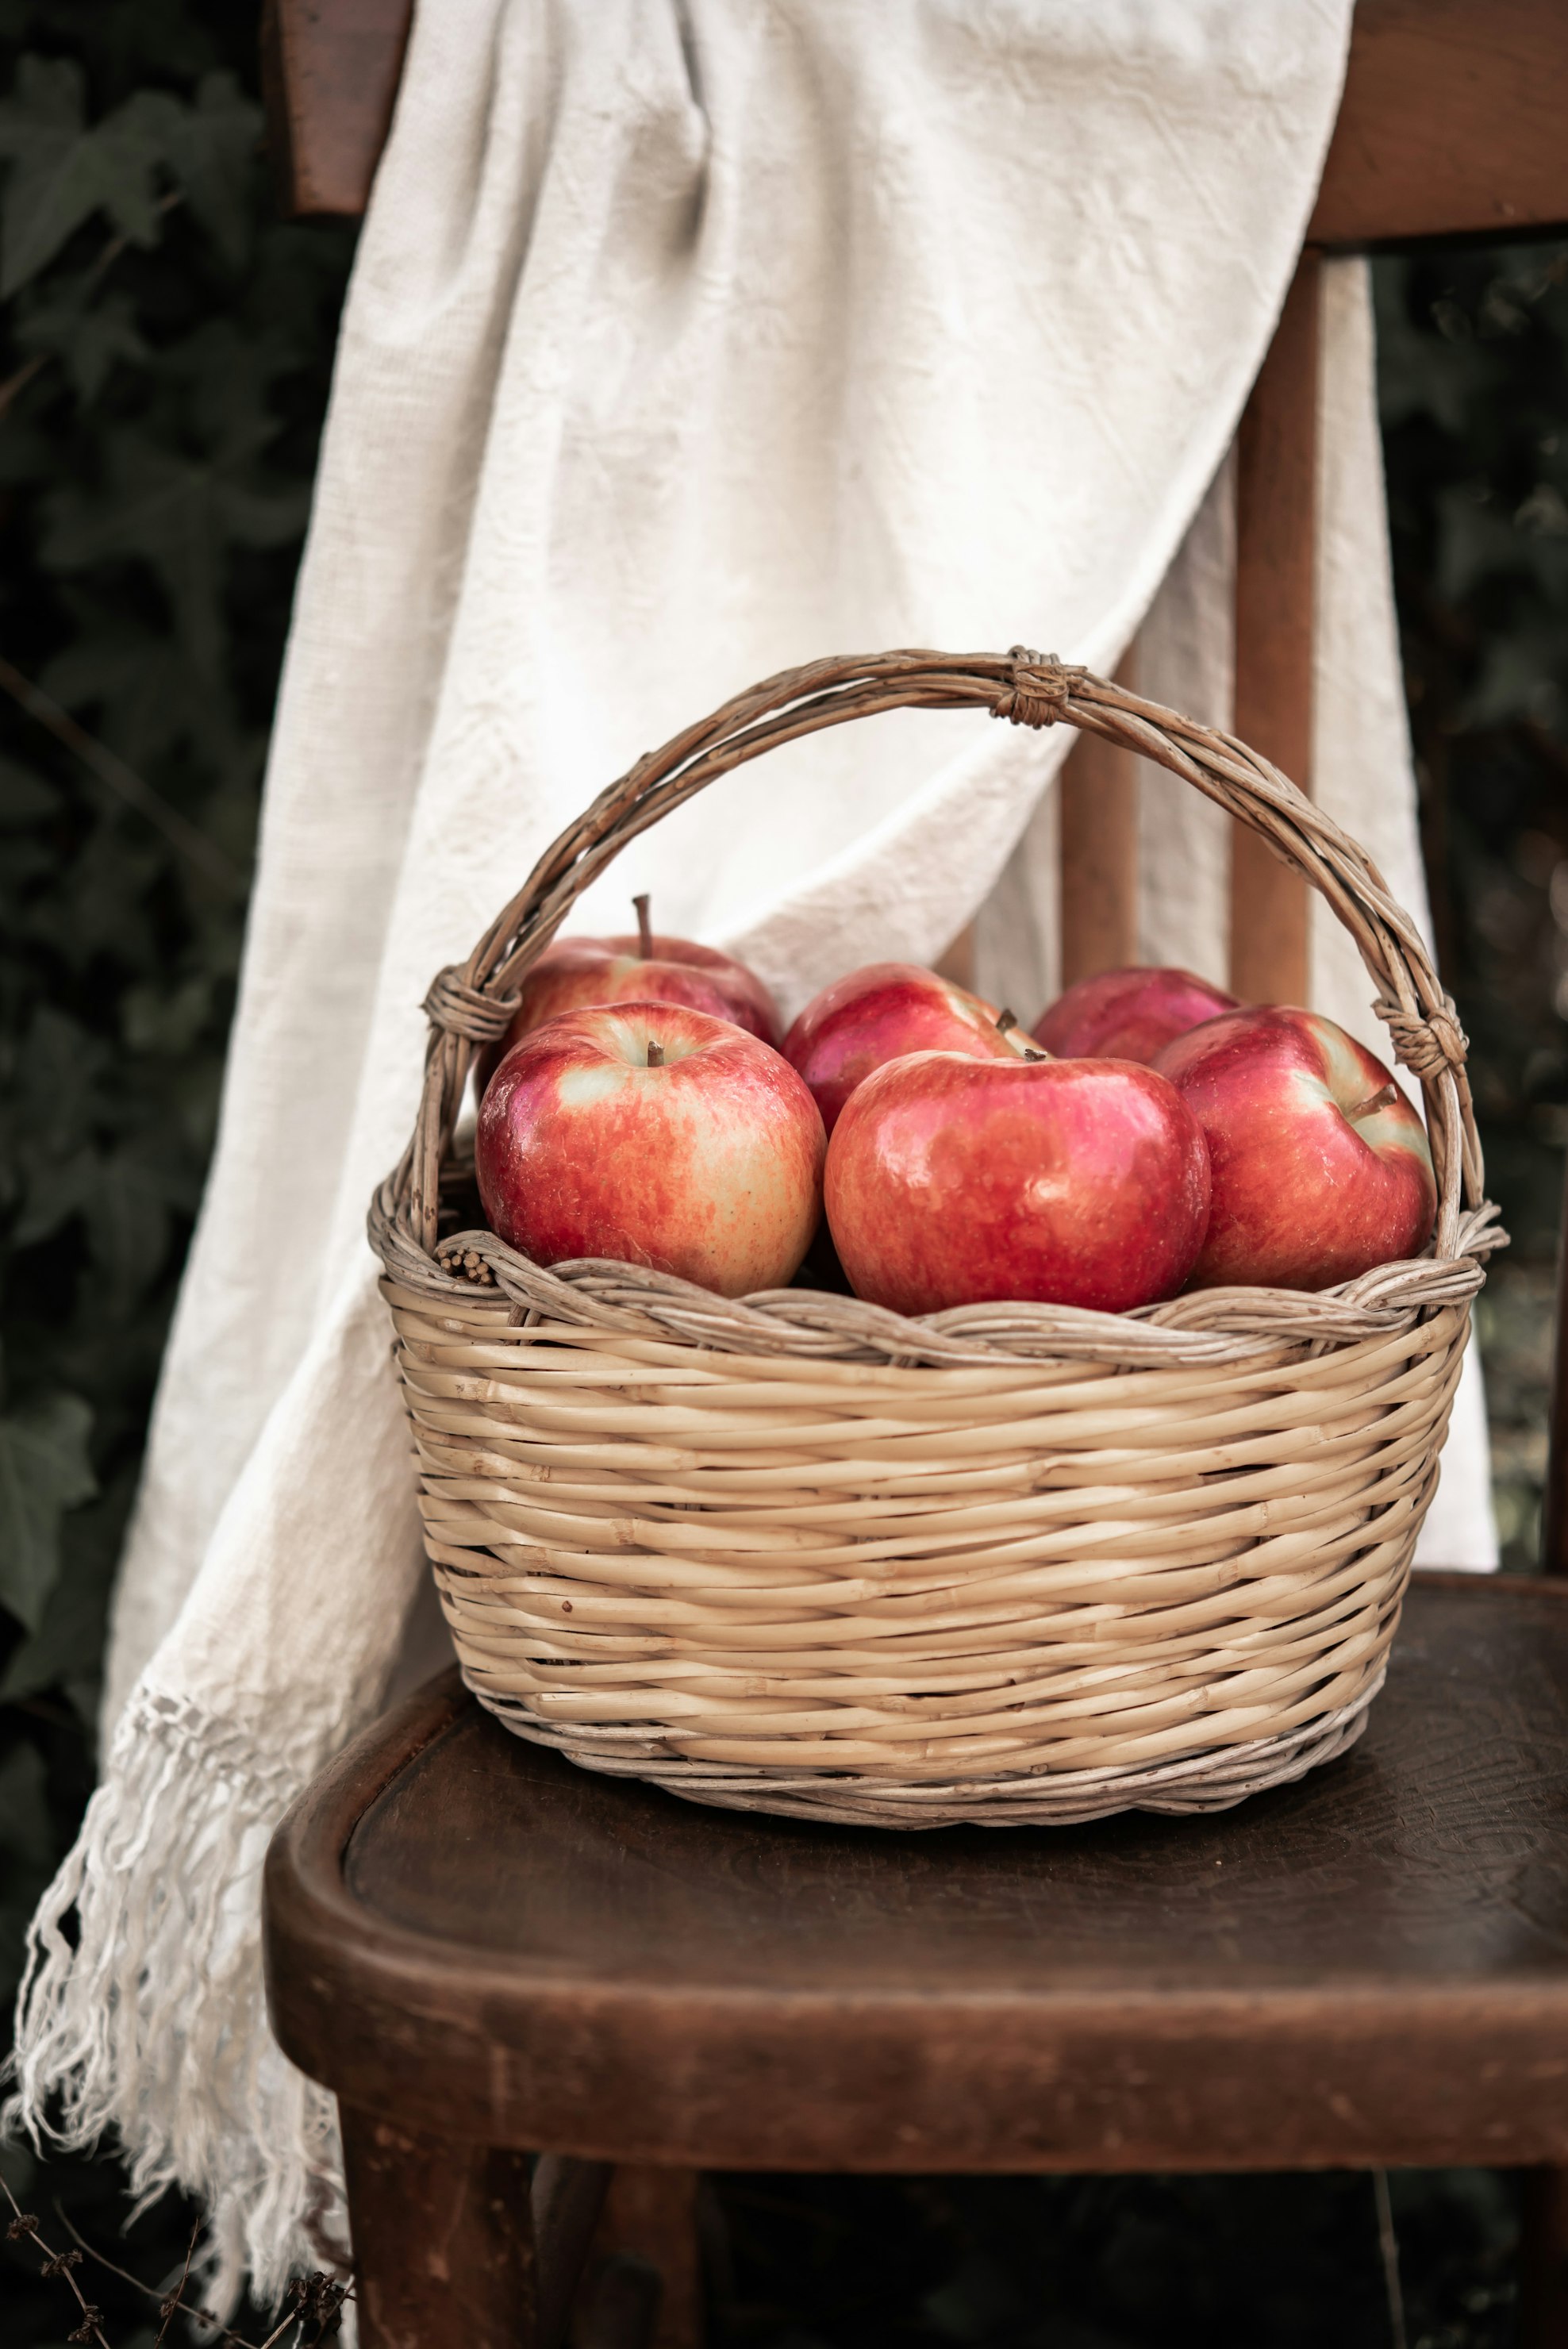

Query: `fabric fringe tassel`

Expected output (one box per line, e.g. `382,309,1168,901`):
4,1685,348,2313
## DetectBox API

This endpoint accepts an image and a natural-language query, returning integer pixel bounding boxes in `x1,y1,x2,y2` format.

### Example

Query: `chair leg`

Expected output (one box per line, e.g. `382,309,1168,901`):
340,2103,536,2349
574,2251,663,2348
589,2166,704,2349
533,2155,613,2347
1520,2166,1568,2348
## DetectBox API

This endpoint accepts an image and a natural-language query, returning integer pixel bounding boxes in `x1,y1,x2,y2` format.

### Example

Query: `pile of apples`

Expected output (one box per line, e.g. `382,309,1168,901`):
473,898,1437,1313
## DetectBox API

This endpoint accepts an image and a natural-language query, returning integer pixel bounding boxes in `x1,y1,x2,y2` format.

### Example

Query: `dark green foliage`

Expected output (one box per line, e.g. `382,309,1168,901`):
0,5,353,2330
0,10,1559,2339
0,0,352,1852
1375,240,1568,1565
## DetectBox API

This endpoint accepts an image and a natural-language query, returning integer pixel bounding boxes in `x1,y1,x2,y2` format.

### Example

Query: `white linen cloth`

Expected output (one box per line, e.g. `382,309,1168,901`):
979,255,1496,1565
15,0,1492,2307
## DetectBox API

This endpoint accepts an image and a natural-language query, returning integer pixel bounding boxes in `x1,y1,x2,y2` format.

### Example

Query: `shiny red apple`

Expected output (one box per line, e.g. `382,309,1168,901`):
476,1001,824,1298
1033,964,1239,1064
824,1049,1211,1316
783,962,1019,1135
1152,1006,1436,1290
477,897,781,1094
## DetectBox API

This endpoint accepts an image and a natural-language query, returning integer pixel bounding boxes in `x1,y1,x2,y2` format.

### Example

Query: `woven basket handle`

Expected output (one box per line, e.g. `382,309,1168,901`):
388,648,1481,1263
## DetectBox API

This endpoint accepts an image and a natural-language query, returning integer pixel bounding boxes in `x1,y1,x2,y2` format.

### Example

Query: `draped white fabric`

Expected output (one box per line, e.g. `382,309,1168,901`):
19,0,1497,2309
978,258,1494,1565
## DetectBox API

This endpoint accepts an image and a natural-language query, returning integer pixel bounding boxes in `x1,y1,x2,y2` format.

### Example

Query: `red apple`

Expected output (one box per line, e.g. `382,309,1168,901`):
476,1001,824,1298
1152,1007,1436,1290
784,963,1020,1135
824,1050,1211,1316
477,898,781,1094
1033,965,1239,1064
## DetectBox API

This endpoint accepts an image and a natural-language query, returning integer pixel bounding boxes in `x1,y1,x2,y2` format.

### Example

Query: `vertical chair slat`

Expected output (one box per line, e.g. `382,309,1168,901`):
259,0,409,219
1059,646,1140,989
1229,250,1320,1008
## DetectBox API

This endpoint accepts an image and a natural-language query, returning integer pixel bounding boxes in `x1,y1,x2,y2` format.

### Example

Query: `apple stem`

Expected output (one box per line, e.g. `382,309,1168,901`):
997,1008,1049,1063
632,893,653,958
1351,1081,1399,1121
646,1038,665,1068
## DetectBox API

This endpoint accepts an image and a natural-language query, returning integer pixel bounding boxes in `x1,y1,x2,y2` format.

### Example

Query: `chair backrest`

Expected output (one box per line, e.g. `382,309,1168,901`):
259,0,1568,1567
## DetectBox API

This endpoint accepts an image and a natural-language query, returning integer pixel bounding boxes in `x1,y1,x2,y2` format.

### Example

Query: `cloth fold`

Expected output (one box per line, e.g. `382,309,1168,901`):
13,0,1423,2302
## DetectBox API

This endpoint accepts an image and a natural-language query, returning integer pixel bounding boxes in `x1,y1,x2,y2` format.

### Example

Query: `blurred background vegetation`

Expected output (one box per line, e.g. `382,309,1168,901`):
0,4,1563,2343
1378,242,1568,1574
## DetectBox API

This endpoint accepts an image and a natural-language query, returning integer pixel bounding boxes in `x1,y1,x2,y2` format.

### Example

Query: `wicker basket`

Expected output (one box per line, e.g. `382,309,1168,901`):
370,649,1502,1828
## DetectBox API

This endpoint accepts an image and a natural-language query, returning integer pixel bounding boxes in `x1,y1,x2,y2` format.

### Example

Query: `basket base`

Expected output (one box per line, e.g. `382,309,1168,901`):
463,1674,1382,1830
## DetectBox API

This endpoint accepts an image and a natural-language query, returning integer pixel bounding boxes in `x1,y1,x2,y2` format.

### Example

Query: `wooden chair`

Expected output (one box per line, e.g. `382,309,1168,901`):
259,6,1568,2342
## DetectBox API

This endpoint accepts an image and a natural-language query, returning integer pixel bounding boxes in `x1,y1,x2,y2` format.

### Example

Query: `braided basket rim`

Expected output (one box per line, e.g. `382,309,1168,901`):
369,648,1503,1369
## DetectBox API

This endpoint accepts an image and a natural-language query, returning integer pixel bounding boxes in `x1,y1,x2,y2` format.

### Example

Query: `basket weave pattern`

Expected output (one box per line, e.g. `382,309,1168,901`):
371,651,1501,1827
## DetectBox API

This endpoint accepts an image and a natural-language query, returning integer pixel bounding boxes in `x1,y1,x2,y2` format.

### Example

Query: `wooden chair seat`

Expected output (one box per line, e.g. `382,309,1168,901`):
264,1570,1568,2342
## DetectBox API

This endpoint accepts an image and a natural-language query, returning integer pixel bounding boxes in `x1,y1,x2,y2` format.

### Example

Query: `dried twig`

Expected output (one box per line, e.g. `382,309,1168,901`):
154,2221,200,2347
258,2272,351,2349
2,2172,112,2347
56,2202,227,2337
54,2200,351,2349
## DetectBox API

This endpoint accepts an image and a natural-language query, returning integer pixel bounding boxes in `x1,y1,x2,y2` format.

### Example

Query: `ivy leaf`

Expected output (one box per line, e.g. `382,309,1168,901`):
164,315,306,455
121,971,213,1056
44,605,239,769
0,1390,96,1631
1,1467,131,1722
1435,482,1568,605
11,1141,98,1250
2,1005,110,1221
43,421,313,675
161,72,261,270
22,818,162,973
17,283,148,402
1463,621,1568,732
78,1128,201,1305
0,56,172,297
11,1127,197,1305
44,429,232,672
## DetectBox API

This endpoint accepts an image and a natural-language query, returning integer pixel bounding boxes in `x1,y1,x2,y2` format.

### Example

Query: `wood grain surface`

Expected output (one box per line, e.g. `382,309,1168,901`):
265,1574,1568,2176
1059,647,1139,989
590,2166,702,2349
259,0,409,218
1309,0,1568,248
1229,252,1318,1009
339,2105,536,2347
532,2155,613,2348
262,0,1568,242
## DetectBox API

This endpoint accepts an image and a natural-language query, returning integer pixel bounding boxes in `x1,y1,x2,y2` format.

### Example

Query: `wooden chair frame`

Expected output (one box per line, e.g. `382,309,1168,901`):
256,7,1568,2343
